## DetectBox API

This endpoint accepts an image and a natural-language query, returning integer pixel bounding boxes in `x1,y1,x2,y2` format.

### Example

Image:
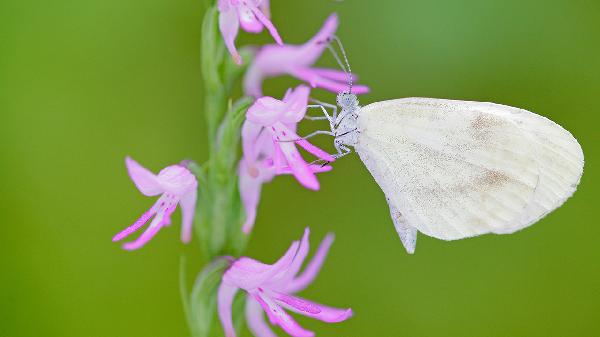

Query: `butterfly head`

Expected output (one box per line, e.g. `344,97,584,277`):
337,92,359,110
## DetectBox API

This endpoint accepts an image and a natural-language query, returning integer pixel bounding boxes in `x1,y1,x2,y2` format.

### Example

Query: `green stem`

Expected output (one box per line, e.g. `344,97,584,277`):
196,4,252,259
183,5,254,337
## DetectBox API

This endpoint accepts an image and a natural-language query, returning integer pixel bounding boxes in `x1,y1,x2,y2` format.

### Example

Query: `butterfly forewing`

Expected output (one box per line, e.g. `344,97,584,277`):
356,98,582,241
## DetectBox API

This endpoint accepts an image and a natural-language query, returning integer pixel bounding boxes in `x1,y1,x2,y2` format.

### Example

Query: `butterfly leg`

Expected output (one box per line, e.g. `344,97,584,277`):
306,104,335,126
310,99,338,121
302,130,335,140
274,130,335,143
333,139,353,159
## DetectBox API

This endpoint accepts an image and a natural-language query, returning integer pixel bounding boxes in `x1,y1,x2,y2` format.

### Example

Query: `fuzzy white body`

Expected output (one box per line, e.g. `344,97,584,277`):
333,96,584,253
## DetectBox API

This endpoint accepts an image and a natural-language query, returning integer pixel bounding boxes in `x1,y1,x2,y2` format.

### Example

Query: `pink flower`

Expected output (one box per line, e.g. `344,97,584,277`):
244,13,370,97
240,85,334,232
218,0,282,65
218,228,352,337
112,157,198,250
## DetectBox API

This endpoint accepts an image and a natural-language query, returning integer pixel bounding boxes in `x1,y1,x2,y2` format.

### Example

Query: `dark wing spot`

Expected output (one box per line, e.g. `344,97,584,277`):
479,170,510,188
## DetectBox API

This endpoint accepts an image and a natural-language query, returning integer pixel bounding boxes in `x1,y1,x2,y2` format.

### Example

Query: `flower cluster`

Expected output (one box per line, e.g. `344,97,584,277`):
244,14,369,97
114,2,368,337
218,7,368,334
218,0,282,65
219,229,351,337
113,157,197,250
239,85,334,232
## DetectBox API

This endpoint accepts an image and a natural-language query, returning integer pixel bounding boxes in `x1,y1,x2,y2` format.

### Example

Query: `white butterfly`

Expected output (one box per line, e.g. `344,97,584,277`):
308,93,584,254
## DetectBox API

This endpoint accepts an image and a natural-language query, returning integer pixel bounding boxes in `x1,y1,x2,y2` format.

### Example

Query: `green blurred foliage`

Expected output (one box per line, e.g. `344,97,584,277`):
0,0,598,336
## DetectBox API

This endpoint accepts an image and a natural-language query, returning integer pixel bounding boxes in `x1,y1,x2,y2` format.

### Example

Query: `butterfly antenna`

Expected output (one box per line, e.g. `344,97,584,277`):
324,37,353,94
332,35,354,93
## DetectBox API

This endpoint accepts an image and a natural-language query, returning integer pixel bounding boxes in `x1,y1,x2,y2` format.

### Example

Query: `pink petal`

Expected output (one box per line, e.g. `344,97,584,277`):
217,0,230,12
268,124,318,157
238,5,264,33
311,68,358,82
257,239,300,283
250,6,282,45
276,228,310,284
281,85,310,123
347,84,370,95
241,121,264,165
292,67,370,95
243,62,265,97
295,138,335,162
240,177,260,233
272,124,319,190
217,283,240,337
245,297,278,337
272,292,353,323
122,210,167,250
179,189,196,244
278,142,319,190
259,0,270,18
219,7,242,64
239,160,275,233
277,164,332,175
272,141,285,169
224,241,300,290
286,234,334,293
247,97,286,126
112,205,157,242
156,165,198,196
301,14,339,66
125,157,162,196
254,293,314,337
242,15,338,97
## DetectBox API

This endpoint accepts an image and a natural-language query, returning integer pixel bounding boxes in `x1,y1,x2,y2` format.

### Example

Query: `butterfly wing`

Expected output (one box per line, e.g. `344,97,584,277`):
356,98,583,252
473,102,584,233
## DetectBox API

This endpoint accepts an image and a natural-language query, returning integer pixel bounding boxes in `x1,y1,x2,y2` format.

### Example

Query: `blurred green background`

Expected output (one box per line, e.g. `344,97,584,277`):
1,0,598,336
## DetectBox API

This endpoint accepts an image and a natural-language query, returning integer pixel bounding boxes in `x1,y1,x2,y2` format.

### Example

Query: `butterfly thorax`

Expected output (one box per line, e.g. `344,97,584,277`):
335,92,360,147
335,109,359,146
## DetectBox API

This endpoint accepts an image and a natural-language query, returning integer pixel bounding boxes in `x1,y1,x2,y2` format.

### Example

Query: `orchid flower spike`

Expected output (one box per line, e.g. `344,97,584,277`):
244,13,370,97
218,228,352,337
240,85,334,232
218,0,283,65
112,157,197,250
